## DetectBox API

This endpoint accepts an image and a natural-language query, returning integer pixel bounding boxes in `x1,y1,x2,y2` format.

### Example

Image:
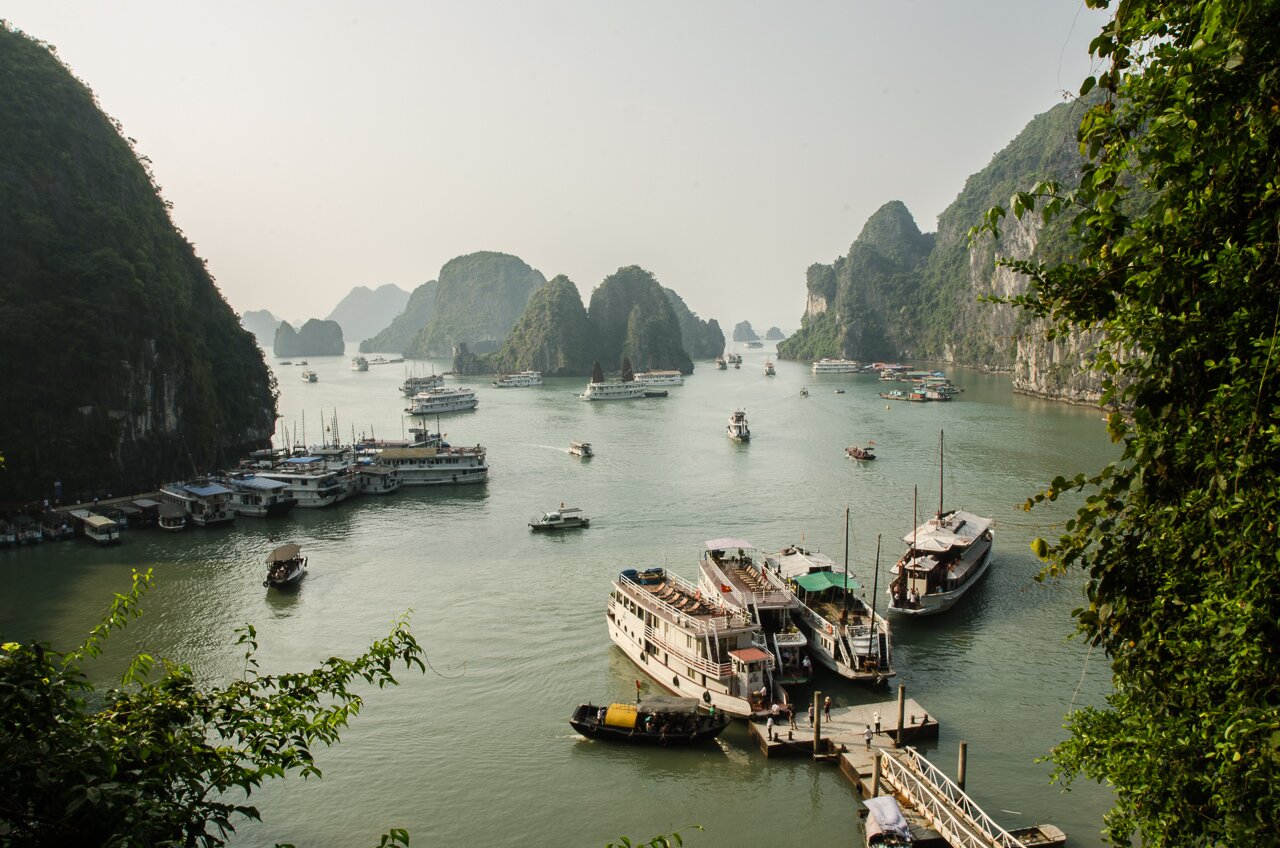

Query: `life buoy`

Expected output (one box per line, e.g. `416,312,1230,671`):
672,676,680,688
702,691,712,704
827,624,833,634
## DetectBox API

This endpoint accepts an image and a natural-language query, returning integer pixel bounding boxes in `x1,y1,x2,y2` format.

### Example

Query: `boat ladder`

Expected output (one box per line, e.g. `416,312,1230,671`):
875,747,1028,848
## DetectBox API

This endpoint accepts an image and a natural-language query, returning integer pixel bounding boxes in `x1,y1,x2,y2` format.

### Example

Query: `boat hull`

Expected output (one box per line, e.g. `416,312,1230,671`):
569,705,728,745
888,543,993,617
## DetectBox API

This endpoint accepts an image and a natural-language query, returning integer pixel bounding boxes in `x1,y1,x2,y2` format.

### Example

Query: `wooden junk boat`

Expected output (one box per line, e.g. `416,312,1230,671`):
569,696,729,745
264,543,307,588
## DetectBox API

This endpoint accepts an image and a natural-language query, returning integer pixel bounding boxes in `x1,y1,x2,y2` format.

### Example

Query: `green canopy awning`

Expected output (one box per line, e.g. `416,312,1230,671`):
794,571,860,593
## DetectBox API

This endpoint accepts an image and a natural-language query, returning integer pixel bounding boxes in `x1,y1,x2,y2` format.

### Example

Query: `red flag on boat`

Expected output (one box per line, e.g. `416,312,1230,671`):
635,679,642,692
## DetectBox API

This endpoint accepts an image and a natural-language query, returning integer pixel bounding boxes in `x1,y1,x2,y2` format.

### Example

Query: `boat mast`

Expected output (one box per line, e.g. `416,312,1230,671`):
938,429,945,519
841,507,850,623
869,533,882,637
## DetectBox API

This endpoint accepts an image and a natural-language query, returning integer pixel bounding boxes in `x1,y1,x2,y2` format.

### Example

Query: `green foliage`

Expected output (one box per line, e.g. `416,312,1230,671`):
662,287,724,359
360,280,438,355
976,1,1280,843
605,826,702,848
487,275,594,376
588,266,693,373
0,25,275,501
0,570,426,847
405,253,544,357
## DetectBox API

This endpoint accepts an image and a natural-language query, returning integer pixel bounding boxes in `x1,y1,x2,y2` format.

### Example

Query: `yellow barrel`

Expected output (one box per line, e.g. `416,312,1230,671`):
604,703,638,729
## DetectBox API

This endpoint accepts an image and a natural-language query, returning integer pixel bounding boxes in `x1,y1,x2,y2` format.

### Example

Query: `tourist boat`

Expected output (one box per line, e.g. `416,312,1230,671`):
0,520,15,547
159,480,236,526
405,386,479,414
811,358,861,373
846,442,877,461
219,474,298,517
887,431,994,617
401,373,445,395
714,355,727,370
635,369,684,386
279,360,293,366
376,444,488,485
263,542,306,589
727,409,751,441
745,341,763,348
301,370,318,383
69,510,121,545
580,359,645,401
766,522,894,683
569,697,729,745
12,514,42,544
529,505,590,531
643,389,669,398
570,440,594,458
492,371,543,388
698,539,812,686
357,464,402,495
41,513,76,541
726,353,743,365
368,356,389,365
351,356,369,371
158,503,187,531
764,360,775,376
255,458,346,507
880,388,928,402
607,566,773,718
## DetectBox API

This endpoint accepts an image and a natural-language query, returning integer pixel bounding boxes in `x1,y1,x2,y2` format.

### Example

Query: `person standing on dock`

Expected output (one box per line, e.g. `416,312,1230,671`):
874,711,881,733
766,715,775,741
788,705,798,729
823,696,832,722
863,725,873,749
807,703,814,727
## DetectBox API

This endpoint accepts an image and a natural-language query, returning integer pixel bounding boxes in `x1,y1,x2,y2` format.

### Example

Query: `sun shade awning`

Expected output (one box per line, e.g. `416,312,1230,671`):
705,538,755,551
267,543,302,562
794,571,860,593
729,647,771,663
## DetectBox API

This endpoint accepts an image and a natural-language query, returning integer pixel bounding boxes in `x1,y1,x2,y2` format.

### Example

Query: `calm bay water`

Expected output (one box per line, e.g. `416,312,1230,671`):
0,345,1118,846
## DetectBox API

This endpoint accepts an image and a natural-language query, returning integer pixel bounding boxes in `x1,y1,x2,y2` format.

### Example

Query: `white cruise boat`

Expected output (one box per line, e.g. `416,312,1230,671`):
351,356,369,371
727,409,750,441
607,566,773,718
698,539,811,686
714,355,727,370
635,369,684,386
887,431,994,617
159,480,236,526
357,464,402,495
766,536,894,684
811,358,861,373
401,373,445,395
492,371,543,388
219,474,298,517
405,386,479,414
376,444,488,485
764,360,776,376
301,370,318,383
726,353,743,365
255,457,345,508
580,359,645,401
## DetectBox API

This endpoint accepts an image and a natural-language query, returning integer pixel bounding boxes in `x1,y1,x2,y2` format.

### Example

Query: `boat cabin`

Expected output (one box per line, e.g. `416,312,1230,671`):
70,509,121,545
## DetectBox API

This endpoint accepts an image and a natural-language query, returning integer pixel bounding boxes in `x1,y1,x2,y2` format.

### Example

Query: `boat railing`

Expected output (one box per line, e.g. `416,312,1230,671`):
876,748,1029,848
644,624,735,679
701,556,793,610
618,571,753,634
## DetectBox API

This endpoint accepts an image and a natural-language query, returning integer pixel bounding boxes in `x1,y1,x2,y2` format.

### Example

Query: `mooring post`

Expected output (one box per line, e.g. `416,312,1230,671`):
871,751,882,797
813,690,823,757
957,740,968,791
895,684,906,747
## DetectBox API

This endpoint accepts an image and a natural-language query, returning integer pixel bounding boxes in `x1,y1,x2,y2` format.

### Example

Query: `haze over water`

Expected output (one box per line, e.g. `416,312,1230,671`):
0,345,1118,846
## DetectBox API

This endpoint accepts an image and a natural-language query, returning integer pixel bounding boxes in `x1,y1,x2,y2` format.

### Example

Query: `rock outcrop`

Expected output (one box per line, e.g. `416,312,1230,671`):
273,319,344,357
588,266,693,375
663,288,724,359
325,283,410,344
405,252,544,357
487,276,594,376
732,321,760,342
360,280,438,354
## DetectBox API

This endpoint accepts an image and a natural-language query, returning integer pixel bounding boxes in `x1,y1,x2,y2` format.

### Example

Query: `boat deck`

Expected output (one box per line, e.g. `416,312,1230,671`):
639,579,722,617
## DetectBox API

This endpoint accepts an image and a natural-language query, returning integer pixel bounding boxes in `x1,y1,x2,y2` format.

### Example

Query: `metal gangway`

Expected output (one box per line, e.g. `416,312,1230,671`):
875,747,1028,848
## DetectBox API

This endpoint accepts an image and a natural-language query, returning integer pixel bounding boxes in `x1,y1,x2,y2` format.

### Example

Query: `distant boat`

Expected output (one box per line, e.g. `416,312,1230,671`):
301,370,318,383
799,386,809,397
529,505,590,531
846,442,877,462
351,356,369,371
745,341,763,348
834,388,845,394
570,440,594,458
580,359,645,401
714,355,727,370
764,360,776,376
492,371,543,388
727,409,751,441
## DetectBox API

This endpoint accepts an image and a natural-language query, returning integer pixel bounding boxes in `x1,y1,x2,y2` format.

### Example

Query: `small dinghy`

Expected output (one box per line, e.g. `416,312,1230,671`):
264,543,307,588
570,696,728,745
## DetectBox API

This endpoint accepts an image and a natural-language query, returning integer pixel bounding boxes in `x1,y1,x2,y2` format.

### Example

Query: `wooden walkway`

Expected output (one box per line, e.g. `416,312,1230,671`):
746,696,939,758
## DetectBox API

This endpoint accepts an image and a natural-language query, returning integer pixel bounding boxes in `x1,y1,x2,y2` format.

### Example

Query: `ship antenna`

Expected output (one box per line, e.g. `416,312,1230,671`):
869,533,882,659
938,429,945,520
842,507,850,619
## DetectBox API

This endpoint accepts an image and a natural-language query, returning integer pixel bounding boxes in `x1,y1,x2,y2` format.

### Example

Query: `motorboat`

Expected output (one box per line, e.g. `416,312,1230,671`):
529,505,590,531
698,539,812,687
799,386,809,397
158,503,186,531
492,371,543,388
846,442,877,461
764,360,776,376
887,431,994,617
569,697,729,745
726,353,743,365
351,356,369,371
263,542,306,588
714,355,727,370
69,510,121,545
301,370,318,383
405,386,479,414
607,566,772,718
570,440,594,458
727,409,750,441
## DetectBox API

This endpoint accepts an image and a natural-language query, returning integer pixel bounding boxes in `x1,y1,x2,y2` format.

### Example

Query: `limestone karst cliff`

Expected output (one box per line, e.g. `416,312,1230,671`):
405,252,545,358
273,319,344,357
0,25,275,501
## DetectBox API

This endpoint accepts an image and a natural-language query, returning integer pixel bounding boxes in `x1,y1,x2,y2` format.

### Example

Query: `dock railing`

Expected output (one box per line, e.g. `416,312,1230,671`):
877,748,1028,848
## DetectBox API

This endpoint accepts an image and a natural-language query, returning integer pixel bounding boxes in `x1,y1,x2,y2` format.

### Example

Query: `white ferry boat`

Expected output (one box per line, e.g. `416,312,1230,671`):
580,360,644,401
351,356,369,371
726,353,743,365
698,540,811,686
887,431,994,617
309,446,361,502
492,371,543,388
405,386,479,414
219,474,298,517
376,444,488,485
159,480,236,526
401,373,445,395
69,510,122,545
767,542,895,683
811,358,861,373
607,566,773,718
727,409,751,441
301,370,318,383
255,458,345,508
357,464,402,495
764,360,776,376
634,370,684,386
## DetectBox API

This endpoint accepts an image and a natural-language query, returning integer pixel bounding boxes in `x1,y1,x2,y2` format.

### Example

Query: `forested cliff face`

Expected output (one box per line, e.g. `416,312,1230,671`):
663,287,724,359
273,319,344,357
0,26,276,501
777,97,1103,403
589,266,693,374
360,280,437,354
486,275,593,376
405,252,544,358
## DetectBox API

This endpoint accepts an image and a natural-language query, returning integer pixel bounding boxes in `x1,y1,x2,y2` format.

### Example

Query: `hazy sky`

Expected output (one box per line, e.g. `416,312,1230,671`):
5,1,1108,330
